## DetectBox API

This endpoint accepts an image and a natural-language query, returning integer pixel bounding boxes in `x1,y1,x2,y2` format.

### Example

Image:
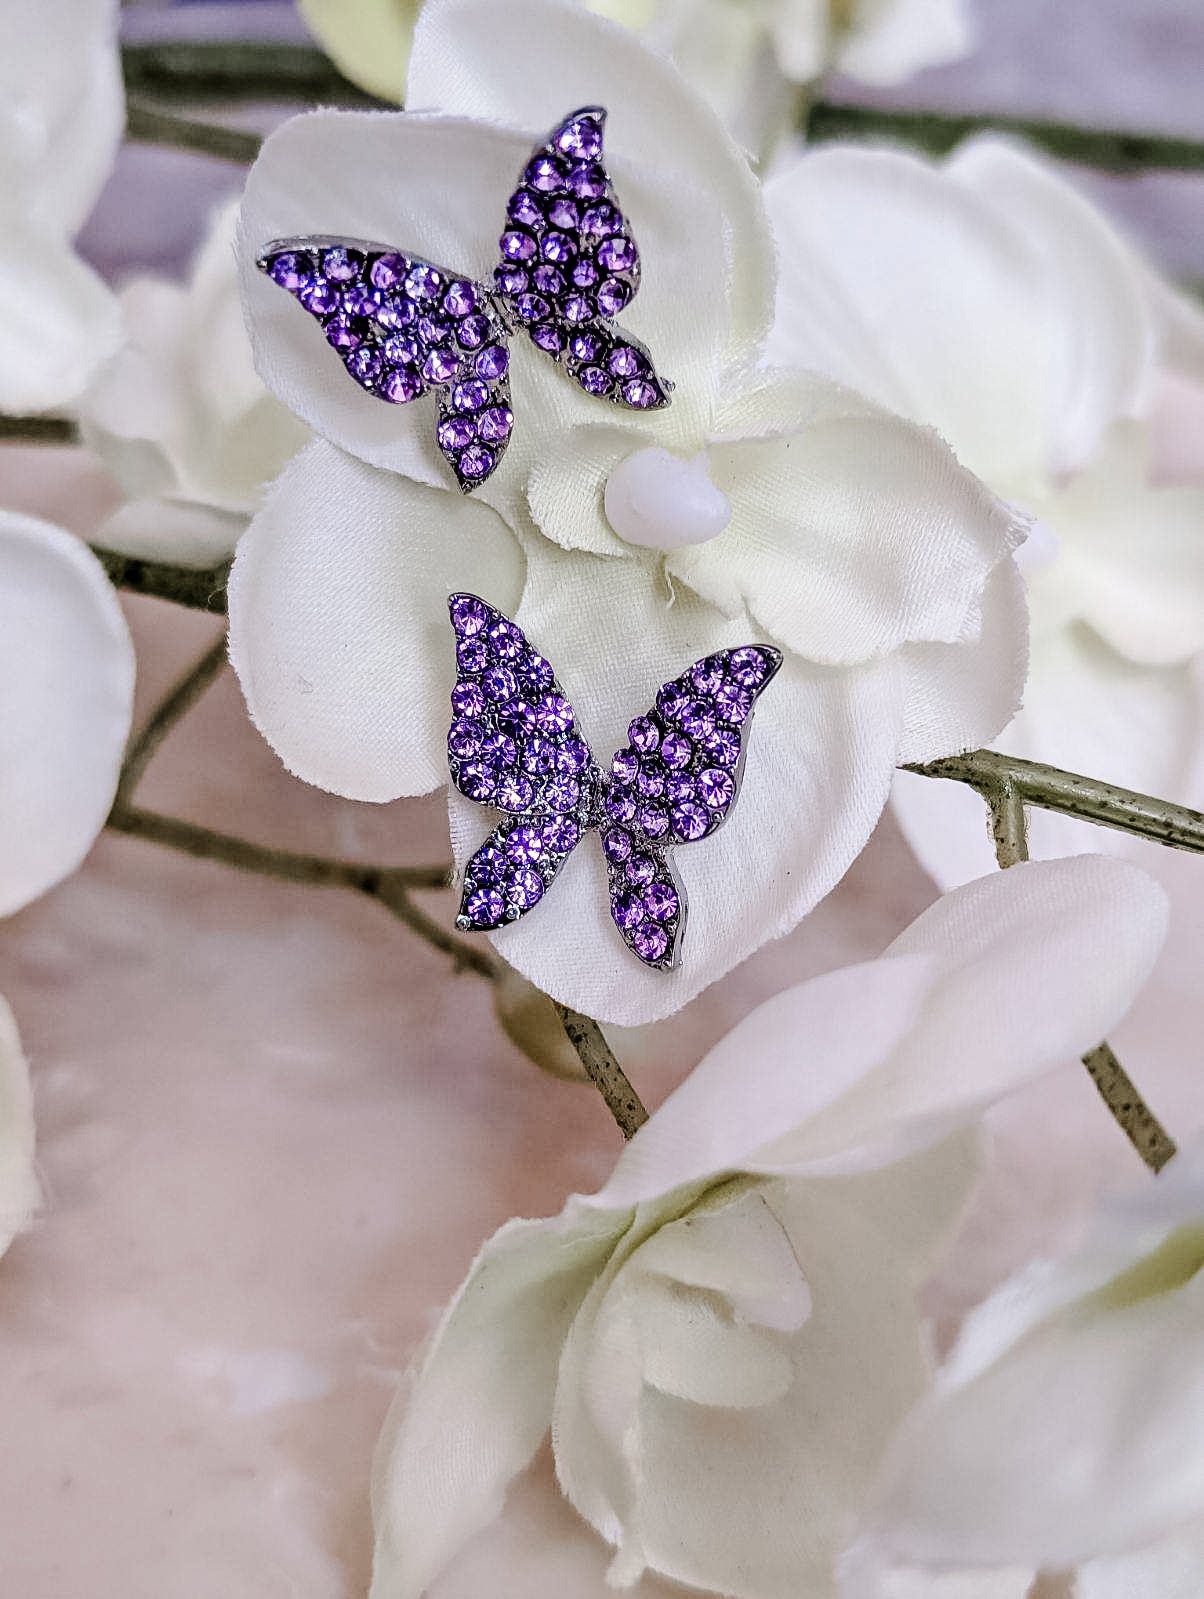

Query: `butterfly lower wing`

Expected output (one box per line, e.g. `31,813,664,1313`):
455,811,585,932
257,237,512,489
603,843,686,970
495,108,672,411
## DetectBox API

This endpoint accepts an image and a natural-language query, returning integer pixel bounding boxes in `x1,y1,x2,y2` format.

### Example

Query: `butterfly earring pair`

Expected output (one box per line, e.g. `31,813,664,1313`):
258,106,672,491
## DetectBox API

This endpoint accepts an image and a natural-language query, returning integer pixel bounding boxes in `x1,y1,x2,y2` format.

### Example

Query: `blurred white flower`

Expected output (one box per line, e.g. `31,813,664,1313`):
370,856,1166,1599
298,0,422,105
848,1136,1204,1599
0,0,123,412
232,0,1025,1023
79,199,311,567
768,138,1204,887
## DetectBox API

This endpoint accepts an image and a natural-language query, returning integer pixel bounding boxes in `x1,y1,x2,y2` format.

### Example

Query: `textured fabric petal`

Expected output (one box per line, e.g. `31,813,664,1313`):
298,0,420,105
839,1546,1036,1599
0,996,38,1255
447,545,903,1024
1079,1532,1204,1599
666,370,1025,664
0,223,120,414
96,498,249,569
829,0,973,85
369,1207,623,1599
0,511,135,915
227,439,523,799
408,0,775,365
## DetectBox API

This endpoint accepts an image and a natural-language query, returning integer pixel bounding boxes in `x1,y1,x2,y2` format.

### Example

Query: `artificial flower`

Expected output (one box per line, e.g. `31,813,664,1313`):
79,199,311,566
232,0,1026,1024
847,1135,1204,1599
768,137,1204,886
371,855,1167,1599
299,0,423,106
0,0,122,412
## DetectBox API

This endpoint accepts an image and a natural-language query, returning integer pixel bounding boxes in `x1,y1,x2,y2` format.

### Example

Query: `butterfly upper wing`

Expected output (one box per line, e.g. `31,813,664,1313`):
258,237,512,490
494,108,672,412
447,593,602,929
597,645,783,969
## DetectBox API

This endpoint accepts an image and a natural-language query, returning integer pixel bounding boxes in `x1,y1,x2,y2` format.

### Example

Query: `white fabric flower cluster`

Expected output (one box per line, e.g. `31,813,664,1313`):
768,137,1204,886
232,0,1027,1024
370,856,1168,1599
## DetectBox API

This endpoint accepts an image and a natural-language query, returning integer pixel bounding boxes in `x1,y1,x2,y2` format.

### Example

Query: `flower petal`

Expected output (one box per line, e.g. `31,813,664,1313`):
0,224,120,414
0,996,37,1255
227,438,523,799
370,1208,623,1599
298,0,420,105
448,545,903,1023
828,0,973,85
0,511,134,914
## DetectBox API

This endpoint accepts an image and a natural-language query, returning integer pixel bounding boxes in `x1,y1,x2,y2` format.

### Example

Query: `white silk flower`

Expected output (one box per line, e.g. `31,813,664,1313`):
768,136,1204,888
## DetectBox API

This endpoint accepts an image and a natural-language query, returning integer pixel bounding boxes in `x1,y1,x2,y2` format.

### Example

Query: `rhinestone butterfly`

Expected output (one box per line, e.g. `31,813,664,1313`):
447,594,781,970
257,106,672,493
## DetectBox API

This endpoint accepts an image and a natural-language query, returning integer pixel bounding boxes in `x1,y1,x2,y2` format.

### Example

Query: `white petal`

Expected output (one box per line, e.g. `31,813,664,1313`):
1079,1530,1204,1599
830,0,973,85
408,0,774,363
0,996,37,1254
96,497,248,568
0,511,134,914
298,0,419,104
0,225,120,414
370,1207,623,1599
227,439,523,799
448,545,903,1024
839,1545,1036,1599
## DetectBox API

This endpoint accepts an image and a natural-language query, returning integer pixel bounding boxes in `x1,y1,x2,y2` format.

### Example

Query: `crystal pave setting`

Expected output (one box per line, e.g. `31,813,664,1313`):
257,108,672,494
446,593,782,970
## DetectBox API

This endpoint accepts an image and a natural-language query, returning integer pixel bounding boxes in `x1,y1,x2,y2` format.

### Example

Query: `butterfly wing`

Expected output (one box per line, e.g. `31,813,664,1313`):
447,593,602,929
494,108,672,412
258,237,512,490
598,645,783,969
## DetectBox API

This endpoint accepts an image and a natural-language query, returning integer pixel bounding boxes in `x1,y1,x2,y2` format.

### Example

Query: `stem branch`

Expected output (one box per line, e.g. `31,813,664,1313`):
91,545,231,613
553,1006,649,1138
117,634,229,805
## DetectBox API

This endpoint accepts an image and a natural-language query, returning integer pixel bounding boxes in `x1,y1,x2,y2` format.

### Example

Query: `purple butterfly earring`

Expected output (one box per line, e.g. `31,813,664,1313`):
446,594,781,970
258,107,673,493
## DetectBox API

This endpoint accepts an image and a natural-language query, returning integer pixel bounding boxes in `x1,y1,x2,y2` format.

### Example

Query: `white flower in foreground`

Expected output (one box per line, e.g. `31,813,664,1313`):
78,199,311,566
0,0,122,412
848,1136,1204,1599
232,0,1025,1023
768,138,1204,888
370,856,1166,1599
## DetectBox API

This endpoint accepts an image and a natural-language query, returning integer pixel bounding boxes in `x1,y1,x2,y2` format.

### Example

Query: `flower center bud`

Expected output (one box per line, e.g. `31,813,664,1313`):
604,448,732,550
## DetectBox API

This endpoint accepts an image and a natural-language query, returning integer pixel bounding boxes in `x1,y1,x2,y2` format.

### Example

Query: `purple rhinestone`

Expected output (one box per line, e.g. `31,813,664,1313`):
598,235,637,273
464,886,504,926
345,345,381,385
507,868,545,912
546,775,581,813
438,415,477,452
384,333,422,367
459,444,495,480
451,595,490,636
514,293,550,324
665,773,695,804
571,258,599,289
527,155,565,192
342,282,382,317
607,345,646,379
541,231,575,263
556,737,590,773
451,681,486,717
636,765,664,798
322,247,362,282
443,281,477,317
603,827,632,865
526,656,556,691
611,749,639,784
381,368,424,404
406,264,443,301
568,162,607,200
555,115,604,161
531,323,566,354
670,801,709,841
679,700,715,739
729,647,771,688
626,854,656,887
501,229,537,263
267,251,312,291
424,347,462,383
370,253,408,290
457,638,488,673
459,761,498,802
475,344,510,381
452,379,489,413
418,313,451,347
542,816,581,853
570,331,607,364
496,772,535,810
715,682,754,723
622,377,660,408
487,620,522,660
469,843,506,882
562,295,593,325
509,190,543,227
548,196,580,230
483,665,518,702
478,405,514,443
458,314,490,350
597,279,633,317
447,718,482,758
639,806,670,838
509,825,543,864
698,768,735,811
298,278,339,316
657,681,689,719
703,728,741,767
659,731,692,770
645,883,679,923
582,203,619,239
533,265,565,297
499,701,536,737
607,788,637,824
632,923,670,962
483,732,518,768
612,892,645,931
628,715,660,753
691,658,725,694
496,262,530,296
576,365,612,396
536,693,573,734
522,736,557,775
374,294,415,330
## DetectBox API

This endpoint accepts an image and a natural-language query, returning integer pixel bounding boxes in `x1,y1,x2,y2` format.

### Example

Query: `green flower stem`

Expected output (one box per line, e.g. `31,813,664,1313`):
115,633,230,806
124,100,264,164
553,1005,649,1139
0,415,79,444
121,41,382,107
90,546,231,613
932,757,1178,1175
